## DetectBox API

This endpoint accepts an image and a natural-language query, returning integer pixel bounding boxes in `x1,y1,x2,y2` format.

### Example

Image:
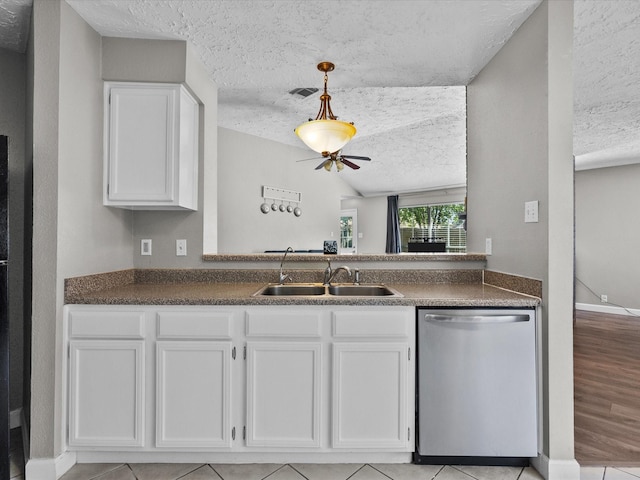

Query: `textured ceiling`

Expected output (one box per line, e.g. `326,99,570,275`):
2,1,639,194
0,0,31,53
61,0,545,197
573,0,640,170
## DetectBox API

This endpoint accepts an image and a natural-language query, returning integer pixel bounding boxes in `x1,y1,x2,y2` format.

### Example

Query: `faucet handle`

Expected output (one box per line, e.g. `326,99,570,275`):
354,268,360,285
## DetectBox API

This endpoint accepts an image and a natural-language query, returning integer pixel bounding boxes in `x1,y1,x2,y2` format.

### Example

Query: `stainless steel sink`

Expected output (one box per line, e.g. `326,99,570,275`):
328,284,400,296
253,283,402,297
254,284,326,296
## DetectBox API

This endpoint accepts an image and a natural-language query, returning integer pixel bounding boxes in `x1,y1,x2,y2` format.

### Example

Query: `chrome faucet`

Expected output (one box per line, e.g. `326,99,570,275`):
278,247,294,284
323,261,352,286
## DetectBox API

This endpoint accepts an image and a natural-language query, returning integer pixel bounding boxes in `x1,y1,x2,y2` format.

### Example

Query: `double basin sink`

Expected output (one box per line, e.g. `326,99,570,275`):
253,283,403,298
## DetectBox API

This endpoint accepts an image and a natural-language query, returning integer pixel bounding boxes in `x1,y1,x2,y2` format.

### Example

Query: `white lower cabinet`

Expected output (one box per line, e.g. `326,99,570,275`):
331,308,414,450
68,340,145,448
64,304,414,458
332,342,409,449
156,341,232,448
66,308,147,449
246,342,322,448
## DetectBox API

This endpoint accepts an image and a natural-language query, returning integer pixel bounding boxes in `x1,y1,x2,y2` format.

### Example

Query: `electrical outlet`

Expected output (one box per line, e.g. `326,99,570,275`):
525,200,539,223
600,294,608,303
176,239,187,256
485,238,492,255
141,239,152,256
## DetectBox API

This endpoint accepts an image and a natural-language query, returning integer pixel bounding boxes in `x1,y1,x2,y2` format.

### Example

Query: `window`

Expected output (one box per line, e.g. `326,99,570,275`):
398,203,466,253
339,209,357,254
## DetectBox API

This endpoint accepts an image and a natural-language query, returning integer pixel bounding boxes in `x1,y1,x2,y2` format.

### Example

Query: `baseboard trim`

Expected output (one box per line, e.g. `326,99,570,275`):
576,302,640,317
75,451,412,464
531,453,580,480
25,452,76,480
10,408,22,429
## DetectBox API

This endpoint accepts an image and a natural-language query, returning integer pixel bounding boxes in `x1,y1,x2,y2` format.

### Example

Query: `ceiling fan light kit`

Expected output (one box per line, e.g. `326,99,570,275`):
295,62,356,155
294,62,372,173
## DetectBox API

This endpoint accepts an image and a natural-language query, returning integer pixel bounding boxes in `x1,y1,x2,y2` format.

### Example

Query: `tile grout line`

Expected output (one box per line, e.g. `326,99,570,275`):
288,463,311,480
87,463,129,480
262,464,291,480
367,464,397,480
173,463,216,479
609,467,640,480
345,464,368,480
448,465,482,480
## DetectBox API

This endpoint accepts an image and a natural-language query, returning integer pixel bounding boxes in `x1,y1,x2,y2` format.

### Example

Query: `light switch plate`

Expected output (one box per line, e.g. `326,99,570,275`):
485,238,492,255
176,239,187,256
141,239,152,256
525,200,539,223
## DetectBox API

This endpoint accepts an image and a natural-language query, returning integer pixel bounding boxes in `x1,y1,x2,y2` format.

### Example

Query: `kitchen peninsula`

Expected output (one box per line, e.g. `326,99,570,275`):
61,253,540,465
65,253,541,307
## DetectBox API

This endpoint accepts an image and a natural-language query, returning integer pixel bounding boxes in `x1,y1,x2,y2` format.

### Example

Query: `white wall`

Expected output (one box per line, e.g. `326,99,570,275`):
0,47,26,414
217,128,358,253
467,1,577,477
576,162,640,310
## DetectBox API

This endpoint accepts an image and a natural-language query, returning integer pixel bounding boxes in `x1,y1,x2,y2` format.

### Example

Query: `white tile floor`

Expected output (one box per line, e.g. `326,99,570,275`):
11,427,640,480
54,463,640,480
14,458,640,479
58,463,545,480
581,467,640,480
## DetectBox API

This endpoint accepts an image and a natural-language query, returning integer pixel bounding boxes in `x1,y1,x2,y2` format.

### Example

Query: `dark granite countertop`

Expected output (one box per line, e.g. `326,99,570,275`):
65,280,539,308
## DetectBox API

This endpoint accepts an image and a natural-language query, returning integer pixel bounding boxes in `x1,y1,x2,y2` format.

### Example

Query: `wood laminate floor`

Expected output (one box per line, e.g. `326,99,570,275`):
574,309,640,466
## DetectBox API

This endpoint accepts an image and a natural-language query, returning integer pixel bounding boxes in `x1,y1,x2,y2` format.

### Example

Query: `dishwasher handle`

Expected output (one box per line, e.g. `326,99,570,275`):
423,313,530,324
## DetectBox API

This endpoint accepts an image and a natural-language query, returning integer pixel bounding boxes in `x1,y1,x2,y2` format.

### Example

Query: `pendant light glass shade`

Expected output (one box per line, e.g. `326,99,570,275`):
295,119,356,155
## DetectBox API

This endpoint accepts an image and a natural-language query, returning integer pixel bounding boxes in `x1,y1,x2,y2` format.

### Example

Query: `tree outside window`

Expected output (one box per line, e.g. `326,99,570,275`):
399,203,466,252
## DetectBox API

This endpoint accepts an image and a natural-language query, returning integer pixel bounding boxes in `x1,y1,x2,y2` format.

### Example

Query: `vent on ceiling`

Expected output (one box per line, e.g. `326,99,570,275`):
289,87,319,98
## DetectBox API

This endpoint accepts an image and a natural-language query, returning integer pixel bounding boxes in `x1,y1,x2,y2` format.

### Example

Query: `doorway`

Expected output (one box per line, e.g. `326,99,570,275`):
339,209,357,254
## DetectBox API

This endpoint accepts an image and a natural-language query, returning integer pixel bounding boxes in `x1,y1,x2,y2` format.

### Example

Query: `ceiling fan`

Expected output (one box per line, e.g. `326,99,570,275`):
297,151,372,172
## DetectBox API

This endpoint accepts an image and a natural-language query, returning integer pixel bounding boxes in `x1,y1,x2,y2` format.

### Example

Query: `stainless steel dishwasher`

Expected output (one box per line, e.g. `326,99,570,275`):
415,308,538,466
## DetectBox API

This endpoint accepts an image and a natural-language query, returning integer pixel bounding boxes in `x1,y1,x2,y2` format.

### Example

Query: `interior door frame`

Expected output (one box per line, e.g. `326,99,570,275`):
339,209,357,254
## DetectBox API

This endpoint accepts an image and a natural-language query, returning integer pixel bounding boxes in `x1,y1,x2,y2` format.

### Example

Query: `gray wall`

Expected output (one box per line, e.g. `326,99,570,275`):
0,47,26,414
467,0,576,474
217,128,358,253
102,38,218,267
30,0,135,460
25,0,579,474
575,162,640,310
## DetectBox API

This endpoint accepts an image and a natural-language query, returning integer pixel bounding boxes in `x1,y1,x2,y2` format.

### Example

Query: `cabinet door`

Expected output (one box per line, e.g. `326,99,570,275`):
332,342,409,449
68,340,145,448
246,342,322,448
156,341,232,448
107,85,177,203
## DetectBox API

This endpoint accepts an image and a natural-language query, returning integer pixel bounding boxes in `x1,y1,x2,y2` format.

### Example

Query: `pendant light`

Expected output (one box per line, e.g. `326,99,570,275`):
295,62,356,155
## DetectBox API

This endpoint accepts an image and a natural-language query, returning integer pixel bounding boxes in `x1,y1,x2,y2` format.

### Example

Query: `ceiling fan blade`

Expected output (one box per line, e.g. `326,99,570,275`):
297,156,323,163
315,160,330,170
341,159,361,170
341,155,371,161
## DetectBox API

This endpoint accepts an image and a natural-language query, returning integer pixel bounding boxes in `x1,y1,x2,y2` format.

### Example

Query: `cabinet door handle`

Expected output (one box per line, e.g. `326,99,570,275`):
232,426,236,440
232,346,236,360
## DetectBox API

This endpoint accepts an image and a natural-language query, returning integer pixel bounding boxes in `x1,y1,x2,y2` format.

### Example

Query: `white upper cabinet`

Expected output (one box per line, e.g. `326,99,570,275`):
104,82,199,210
